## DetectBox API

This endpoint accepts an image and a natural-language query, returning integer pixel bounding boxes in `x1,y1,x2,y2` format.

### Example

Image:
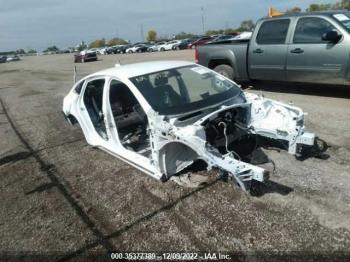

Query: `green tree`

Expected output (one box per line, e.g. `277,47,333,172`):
107,38,128,46
174,32,195,40
27,49,37,54
205,29,224,36
88,39,106,48
224,28,238,35
286,6,302,13
77,41,87,51
307,3,332,12
16,49,26,54
339,0,350,10
147,30,157,42
44,46,59,52
239,20,254,31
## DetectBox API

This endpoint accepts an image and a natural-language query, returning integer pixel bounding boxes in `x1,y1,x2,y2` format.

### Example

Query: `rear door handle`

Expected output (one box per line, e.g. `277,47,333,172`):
290,48,304,54
253,48,264,54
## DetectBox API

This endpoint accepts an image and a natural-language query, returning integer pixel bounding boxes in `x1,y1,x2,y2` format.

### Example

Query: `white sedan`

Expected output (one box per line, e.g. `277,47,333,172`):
157,40,181,51
63,61,316,193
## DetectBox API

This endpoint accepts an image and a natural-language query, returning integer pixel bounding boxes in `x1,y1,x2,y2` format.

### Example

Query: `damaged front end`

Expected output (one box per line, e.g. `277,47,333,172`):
148,92,315,193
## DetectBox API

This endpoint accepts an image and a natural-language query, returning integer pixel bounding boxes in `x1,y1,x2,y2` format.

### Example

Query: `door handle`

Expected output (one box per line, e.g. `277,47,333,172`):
253,48,264,54
290,48,304,54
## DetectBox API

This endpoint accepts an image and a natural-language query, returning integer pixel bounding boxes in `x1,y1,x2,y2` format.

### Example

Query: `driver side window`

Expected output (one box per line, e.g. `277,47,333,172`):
293,17,336,44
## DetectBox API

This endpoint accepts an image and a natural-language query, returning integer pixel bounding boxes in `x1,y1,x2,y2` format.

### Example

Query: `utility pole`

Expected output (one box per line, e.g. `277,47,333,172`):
225,21,229,30
201,7,205,34
140,24,144,42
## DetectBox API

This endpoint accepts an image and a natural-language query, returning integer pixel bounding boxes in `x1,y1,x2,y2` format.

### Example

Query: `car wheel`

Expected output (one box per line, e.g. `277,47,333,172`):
160,48,165,51
176,46,180,50
128,50,132,53
213,64,234,80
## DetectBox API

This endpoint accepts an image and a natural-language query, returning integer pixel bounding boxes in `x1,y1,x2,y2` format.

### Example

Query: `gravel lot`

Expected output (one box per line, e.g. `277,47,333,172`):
1,50,350,260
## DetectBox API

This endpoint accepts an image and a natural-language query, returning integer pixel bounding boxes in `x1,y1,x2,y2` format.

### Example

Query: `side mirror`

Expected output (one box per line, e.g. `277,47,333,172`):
322,31,342,43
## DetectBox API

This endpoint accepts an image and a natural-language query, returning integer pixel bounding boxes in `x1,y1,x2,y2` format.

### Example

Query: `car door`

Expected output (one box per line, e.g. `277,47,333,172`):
102,78,158,175
286,16,347,85
165,41,174,50
77,77,110,147
248,18,291,81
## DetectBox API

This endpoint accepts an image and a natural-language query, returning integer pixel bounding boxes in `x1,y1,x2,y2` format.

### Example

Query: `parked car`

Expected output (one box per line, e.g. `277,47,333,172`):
0,56,7,63
112,45,131,54
6,55,20,62
231,31,253,41
188,36,215,49
63,61,316,193
207,35,236,44
74,51,98,63
87,48,99,54
126,44,149,53
172,39,190,50
197,11,350,86
157,40,181,51
148,42,165,52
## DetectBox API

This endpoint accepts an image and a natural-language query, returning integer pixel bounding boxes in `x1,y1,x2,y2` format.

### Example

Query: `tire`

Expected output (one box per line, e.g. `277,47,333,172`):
213,64,234,80
160,48,165,51
176,46,180,51
128,50,132,53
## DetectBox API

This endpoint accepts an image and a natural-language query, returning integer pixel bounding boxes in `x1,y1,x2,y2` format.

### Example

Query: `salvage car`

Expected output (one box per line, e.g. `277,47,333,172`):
63,61,316,193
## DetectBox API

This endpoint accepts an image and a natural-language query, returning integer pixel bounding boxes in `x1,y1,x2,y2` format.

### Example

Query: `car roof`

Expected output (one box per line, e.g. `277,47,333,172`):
261,10,350,20
88,60,195,79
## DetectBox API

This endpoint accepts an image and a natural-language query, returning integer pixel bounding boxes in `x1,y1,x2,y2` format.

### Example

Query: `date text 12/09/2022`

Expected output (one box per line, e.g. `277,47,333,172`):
110,252,231,260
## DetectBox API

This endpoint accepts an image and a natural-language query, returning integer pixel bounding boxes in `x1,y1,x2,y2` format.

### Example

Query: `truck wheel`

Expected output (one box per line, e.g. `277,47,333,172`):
214,64,234,80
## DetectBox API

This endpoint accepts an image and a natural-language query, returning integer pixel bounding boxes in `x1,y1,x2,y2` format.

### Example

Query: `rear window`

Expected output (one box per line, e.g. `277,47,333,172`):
256,19,290,44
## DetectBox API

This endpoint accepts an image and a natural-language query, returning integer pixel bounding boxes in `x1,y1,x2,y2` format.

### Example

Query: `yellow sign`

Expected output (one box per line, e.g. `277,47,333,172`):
268,7,284,17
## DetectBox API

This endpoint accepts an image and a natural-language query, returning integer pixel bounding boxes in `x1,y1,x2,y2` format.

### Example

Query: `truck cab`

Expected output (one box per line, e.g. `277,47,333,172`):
198,11,350,86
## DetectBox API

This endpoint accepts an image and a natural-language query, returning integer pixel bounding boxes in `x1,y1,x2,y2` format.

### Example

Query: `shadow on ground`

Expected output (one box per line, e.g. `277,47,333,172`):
245,81,350,99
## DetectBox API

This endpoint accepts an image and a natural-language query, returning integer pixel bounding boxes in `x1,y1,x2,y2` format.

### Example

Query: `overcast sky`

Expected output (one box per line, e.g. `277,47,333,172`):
0,0,335,51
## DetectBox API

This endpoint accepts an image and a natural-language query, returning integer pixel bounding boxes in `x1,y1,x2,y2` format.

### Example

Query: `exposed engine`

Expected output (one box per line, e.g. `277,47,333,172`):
203,107,256,158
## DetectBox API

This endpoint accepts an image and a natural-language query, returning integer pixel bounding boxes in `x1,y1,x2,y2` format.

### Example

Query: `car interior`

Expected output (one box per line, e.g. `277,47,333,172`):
83,79,108,140
109,80,151,156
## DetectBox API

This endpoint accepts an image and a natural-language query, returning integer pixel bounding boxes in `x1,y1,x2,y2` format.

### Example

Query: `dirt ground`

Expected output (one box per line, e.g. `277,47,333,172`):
1,50,350,260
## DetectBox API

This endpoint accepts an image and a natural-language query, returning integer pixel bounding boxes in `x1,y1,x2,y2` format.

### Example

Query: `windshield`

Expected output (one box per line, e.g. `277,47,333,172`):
130,65,243,115
332,12,350,32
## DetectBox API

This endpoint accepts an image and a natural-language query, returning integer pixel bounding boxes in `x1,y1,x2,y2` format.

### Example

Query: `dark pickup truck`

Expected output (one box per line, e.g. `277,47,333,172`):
197,11,350,86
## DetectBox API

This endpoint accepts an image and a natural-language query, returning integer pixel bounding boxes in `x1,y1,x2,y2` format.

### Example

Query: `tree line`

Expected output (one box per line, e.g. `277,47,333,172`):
2,1,349,55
